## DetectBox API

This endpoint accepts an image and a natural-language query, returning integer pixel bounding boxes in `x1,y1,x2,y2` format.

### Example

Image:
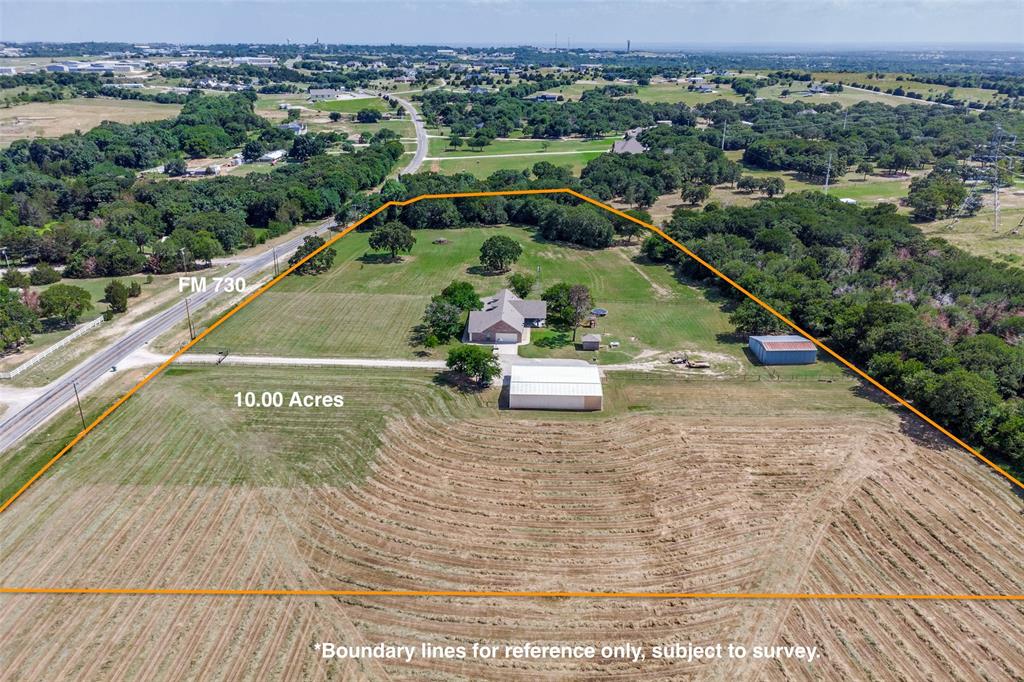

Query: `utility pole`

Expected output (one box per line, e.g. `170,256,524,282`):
72,381,86,430
183,296,195,340
179,247,189,273
842,110,849,131
272,246,280,277
992,126,1003,233
823,152,833,194
720,121,727,151
0,247,9,270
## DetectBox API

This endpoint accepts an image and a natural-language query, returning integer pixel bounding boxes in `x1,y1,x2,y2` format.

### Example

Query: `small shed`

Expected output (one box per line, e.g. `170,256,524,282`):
580,334,601,351
749,335,817,365
508,364,603,411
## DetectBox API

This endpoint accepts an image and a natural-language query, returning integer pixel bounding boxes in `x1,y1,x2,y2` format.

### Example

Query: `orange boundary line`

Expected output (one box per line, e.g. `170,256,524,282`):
0,587,1021,601
1,188,1022,602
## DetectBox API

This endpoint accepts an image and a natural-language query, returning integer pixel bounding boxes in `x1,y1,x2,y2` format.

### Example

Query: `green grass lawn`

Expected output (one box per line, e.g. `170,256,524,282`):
427,136,614,158
432,151,604,178
192,225,846,383
194,227,739,362
313,97,390,114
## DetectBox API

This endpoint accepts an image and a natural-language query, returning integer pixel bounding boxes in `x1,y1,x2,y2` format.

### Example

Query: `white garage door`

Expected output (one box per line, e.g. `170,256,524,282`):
494,332,519,344
509,394,586,411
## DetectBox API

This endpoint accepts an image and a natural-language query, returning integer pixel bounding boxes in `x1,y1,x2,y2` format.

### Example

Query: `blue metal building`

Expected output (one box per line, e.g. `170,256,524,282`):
749,335,817,365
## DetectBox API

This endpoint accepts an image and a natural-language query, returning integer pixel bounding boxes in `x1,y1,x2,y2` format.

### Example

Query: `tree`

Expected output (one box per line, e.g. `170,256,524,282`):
242,139,267,162
104,280,128,314
289,134,328,161
329,111,342,123
681,182,711,205
760,176,785,198
0,284,39,350
287,235,336,275
356,108,382,123
448,134,464,150
368,221,416,260
29,264,61,285
128,280,142,297
479,234,522,273
439,280,482,311
736,175,760,193
421,299,463,343
856,161,874,180
2,269,30,288
446,343,501,387
39,283,93,326
164,158,187,176
566,284,593,341
507,272,536,299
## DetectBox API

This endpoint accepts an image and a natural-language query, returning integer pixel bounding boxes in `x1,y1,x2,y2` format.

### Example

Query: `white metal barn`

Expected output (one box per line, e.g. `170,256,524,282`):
508,364,603,411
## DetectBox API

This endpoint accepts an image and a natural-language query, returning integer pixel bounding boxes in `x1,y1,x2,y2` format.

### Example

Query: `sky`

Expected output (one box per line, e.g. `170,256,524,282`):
1,0,1022,48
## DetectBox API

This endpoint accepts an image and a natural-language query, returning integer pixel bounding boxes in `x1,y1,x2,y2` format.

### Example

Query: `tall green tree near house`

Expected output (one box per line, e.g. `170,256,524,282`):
479,235,522,273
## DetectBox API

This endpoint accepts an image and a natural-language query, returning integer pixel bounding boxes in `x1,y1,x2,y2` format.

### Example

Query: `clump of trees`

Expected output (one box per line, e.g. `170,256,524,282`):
288,235,336,275
446,343,501,387
542,282,594,341
416,280,483,347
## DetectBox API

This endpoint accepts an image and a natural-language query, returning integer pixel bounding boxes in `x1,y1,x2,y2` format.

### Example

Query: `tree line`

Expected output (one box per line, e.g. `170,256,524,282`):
642,192,1024,471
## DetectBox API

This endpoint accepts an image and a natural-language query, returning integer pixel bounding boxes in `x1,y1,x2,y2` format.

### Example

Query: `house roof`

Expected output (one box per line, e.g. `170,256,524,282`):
509,364,603,397
750,335,816,352
612,138,646,154
466,289,546,336
581,334,601,343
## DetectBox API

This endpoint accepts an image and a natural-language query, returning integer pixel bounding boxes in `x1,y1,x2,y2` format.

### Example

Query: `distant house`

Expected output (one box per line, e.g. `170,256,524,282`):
611,130,647,155
531,93,560,102
697,85,715,93
808,83,827,94
686,76,705,84
466,289,547,344
308,88,346,101
0,66,15,76
580,334,601,351
278,121,307,135
469,85,489,94
748,335,817,365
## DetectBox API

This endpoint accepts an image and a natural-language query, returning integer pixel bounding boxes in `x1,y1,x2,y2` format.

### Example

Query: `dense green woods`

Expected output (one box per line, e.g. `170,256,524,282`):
418,87,695,138
642,194,1024,469
0,93,404,276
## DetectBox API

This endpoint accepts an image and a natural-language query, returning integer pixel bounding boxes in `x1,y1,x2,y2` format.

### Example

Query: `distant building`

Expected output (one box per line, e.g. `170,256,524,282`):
531,93,560,102
45,63,69,72
232,56,276,66
0,66,15,76
278,121,307,135
748,335,817,365
257,149,288,163
308,88,346,101
697,85,715,93
580,334,601,351
469,85,489,94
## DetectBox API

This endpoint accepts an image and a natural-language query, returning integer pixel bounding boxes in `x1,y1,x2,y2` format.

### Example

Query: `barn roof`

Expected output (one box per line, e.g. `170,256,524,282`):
509,364,603,397
750,335,816,352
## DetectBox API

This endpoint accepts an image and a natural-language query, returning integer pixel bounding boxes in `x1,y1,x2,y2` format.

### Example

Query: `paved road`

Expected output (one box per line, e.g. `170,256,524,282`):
393,95,428,174
0,221,331,453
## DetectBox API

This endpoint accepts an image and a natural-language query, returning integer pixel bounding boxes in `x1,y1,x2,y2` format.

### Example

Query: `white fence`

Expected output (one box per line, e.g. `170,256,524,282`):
0,316,103,380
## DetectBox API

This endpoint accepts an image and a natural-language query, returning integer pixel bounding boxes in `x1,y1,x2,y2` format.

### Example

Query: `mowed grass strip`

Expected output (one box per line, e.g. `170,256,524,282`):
432,152,604,178
312,97,390,114
426,137,615,158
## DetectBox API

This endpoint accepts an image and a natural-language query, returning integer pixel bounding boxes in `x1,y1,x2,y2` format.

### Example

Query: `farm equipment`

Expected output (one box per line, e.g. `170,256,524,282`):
670,355,711,369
